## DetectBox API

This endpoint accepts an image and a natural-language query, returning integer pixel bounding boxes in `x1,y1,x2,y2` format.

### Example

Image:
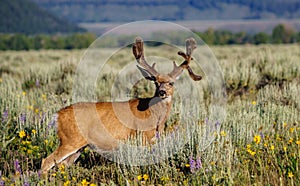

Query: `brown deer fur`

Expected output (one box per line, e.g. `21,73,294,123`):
41,37,201,173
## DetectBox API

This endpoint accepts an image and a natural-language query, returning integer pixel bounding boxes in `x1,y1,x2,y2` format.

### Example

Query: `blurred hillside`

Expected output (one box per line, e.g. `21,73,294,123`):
33,0,300,23
0,0,84,34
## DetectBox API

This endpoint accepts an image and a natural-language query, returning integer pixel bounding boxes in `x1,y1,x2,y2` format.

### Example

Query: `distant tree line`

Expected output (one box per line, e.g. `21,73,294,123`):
195,24,300,45
0,33,96,50
0,24,299,50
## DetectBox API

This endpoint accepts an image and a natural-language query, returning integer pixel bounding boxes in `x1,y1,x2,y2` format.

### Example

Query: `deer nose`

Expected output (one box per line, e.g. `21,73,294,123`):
158,90,166,97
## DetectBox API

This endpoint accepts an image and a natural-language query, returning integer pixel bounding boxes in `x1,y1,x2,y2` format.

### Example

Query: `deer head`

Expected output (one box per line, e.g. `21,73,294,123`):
132,37,202,100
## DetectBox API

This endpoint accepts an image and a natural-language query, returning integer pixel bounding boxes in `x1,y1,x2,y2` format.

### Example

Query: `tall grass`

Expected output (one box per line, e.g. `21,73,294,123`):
0,44,299,185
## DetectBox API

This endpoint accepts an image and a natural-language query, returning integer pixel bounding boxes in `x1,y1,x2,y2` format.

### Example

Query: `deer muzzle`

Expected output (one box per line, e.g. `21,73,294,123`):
158,90,167,98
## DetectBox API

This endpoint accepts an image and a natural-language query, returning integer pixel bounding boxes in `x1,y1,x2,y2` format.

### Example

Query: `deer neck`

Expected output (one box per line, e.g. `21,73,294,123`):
137,94,172,111
136,94,173,130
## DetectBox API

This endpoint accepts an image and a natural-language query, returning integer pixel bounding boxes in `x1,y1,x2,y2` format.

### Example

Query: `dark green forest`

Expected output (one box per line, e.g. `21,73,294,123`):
0,0,84,34
0,24,299,51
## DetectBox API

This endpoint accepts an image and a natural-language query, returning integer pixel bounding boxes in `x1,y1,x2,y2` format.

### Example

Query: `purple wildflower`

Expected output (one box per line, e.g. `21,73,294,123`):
48,114,57,129
205,118,209,124
37,170,41,179
2,109,8,122
259,131,264,140
215,121,220,128
20,113,26,122
196,157,202,169
23,180,30,186
14,159,22,174
0,171,4,186
35,80,40,87
155,131,160,139
189,156,196,173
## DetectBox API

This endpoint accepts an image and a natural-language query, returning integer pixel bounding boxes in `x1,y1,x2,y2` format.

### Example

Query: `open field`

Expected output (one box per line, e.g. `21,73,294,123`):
0,44,300,185
80,19,300,35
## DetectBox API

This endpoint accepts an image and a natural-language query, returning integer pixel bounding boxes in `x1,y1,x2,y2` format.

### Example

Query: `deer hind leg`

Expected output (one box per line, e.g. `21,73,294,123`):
59,148,84,166
41,143,87,174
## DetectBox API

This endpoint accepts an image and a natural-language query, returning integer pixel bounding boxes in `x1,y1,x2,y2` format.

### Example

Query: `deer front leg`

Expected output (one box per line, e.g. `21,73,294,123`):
41,142,87,174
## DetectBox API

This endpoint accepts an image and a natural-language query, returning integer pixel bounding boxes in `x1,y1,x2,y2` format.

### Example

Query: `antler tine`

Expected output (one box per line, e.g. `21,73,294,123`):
186,66,202,81
132,37,159,77
169,38,202,81
186,38,197,57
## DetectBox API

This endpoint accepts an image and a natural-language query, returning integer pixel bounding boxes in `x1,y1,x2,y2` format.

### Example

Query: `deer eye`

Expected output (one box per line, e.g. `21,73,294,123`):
169,82,174,86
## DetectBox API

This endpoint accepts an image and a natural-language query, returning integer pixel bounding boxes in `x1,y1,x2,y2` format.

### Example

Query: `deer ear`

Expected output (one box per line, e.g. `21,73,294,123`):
136,65,156,81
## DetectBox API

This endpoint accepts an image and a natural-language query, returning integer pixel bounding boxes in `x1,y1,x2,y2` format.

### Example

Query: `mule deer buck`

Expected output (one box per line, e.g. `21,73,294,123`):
41,37,202,173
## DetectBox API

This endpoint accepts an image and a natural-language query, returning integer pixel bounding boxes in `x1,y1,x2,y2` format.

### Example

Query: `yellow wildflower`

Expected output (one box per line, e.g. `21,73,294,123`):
212,175,216,180
143,174,149,181
31,129,36,134
213,131,218,136
27,149,33,154
63,180,70,186
283,122,287,128
270,145,275,151
276,135,282,141
44,139,48,144
22,91,26,96
81,179,89,186
220,130,227,137
288,138,294,144
51,173,56,177
59,165,65,171
137,175,143,181
252,101,256,105
296,141,300,145
253,135,261,144
90,184,96,186
161,176,170,182
283,146,287,152
246,144,251,149
185,164,190,167
289,127,295,133
288,172,294,178
19,130,26,138
35,109,39,114
42,94,47,100
247,149,256,156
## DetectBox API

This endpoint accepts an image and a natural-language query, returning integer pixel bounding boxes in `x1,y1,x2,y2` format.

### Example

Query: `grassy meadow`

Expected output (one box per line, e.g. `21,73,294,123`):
0,44,299,185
